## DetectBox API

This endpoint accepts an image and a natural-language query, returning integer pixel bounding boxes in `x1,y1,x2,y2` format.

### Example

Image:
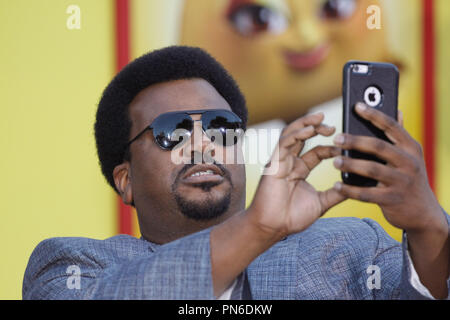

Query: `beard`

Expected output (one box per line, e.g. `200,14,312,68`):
173,188,231,221
171,163,232,221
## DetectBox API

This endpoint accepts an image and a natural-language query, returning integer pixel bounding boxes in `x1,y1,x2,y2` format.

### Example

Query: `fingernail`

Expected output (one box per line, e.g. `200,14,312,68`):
334,182,343,191
356,103,367,112
334,134,345,145
333,157,343,168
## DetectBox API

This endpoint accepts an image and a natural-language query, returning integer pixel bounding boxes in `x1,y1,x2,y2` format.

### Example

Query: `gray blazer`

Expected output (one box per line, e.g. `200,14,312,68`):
22,215,450,300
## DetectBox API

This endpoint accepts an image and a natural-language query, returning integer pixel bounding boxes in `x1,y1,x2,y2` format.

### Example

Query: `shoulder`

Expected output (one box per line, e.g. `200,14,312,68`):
291,217,399,249
257,217,400,262
27,234,152,268
23,235,152,297
248,217,402,299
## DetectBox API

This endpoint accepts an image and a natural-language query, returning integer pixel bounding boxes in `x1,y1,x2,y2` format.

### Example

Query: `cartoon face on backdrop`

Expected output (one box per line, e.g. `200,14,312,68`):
179,0,393,124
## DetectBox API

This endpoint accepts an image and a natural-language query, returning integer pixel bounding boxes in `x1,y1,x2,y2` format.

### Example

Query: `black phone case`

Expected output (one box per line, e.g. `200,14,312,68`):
342,61,399,187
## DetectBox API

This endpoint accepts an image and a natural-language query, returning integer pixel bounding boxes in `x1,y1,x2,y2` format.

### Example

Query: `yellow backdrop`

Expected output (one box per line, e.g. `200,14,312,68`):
0,0,116,299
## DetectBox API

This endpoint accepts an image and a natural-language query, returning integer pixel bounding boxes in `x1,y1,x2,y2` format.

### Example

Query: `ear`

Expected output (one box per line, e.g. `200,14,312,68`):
113,162,133,205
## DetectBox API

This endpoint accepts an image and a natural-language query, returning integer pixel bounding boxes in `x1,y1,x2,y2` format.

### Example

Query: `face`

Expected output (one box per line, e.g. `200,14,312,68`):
113,79,246,244
180,0,391,124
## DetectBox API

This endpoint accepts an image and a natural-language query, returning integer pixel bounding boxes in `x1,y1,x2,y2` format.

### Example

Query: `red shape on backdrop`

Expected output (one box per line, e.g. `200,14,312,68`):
116,0,130,71
115,0,133,235
423,0,436,191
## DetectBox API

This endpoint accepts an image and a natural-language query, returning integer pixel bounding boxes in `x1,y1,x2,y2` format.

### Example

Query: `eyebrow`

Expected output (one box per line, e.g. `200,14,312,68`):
225,0,290,18
226,0,254,16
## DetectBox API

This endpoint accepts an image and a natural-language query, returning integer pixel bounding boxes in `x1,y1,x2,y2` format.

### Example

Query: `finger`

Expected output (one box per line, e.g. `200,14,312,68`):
318,188,348,213
398,110,404,127
286,157,309,181
333,182,385,204
312,124,336,137
354,103,411,146
288,146,341,180
278,126,315,161
279,125,333,160
301,145,341,172
282,112,325,137
290,124,336,156
333,133,408,167
333,156,403,186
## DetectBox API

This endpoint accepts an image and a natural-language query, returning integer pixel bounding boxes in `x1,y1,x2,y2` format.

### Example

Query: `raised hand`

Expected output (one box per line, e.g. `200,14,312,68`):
332,103,446,234
332,102,449,299
247,112,346,239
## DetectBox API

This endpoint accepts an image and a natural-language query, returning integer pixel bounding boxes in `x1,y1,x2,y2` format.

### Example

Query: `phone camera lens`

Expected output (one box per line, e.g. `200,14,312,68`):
352,64,369,74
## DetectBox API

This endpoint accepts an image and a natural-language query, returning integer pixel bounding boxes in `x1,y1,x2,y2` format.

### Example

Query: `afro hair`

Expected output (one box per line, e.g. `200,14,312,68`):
95,46,248,193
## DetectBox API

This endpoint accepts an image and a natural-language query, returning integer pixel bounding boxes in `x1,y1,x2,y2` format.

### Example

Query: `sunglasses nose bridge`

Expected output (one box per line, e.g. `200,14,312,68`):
190,114,202,121
190,120,209,146
179,119,215,160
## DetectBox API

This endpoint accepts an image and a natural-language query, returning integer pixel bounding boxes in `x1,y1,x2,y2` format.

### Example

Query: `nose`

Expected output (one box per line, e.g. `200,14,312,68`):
187,119,215,164
295,19,324,51
281,13,326,52
287,17,325,52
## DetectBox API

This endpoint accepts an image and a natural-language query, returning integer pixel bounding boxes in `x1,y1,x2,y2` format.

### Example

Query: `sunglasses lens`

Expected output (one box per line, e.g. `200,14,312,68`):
152,113,193,150
202,110,244,146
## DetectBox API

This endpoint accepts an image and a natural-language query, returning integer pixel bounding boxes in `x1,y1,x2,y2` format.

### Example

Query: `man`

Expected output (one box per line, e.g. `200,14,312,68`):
23,46,449,300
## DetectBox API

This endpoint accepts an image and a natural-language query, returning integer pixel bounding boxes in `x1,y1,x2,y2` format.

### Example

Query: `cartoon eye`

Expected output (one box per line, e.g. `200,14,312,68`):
320,0,357,20
228,4,288,36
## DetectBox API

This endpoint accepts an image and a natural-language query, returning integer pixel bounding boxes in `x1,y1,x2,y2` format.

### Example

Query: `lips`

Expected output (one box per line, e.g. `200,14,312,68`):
283,43,330,71
181,164,224,184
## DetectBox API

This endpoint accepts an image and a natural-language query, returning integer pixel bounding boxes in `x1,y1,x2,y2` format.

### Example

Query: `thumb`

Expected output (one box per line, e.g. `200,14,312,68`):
318,185,348,214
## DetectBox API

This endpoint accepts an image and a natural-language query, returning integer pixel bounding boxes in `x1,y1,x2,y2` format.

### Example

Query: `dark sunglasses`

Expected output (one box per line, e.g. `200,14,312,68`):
127,109,245,150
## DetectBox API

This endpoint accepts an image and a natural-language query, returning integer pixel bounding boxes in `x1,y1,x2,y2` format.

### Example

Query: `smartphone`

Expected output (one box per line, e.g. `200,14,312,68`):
342,61,399,187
